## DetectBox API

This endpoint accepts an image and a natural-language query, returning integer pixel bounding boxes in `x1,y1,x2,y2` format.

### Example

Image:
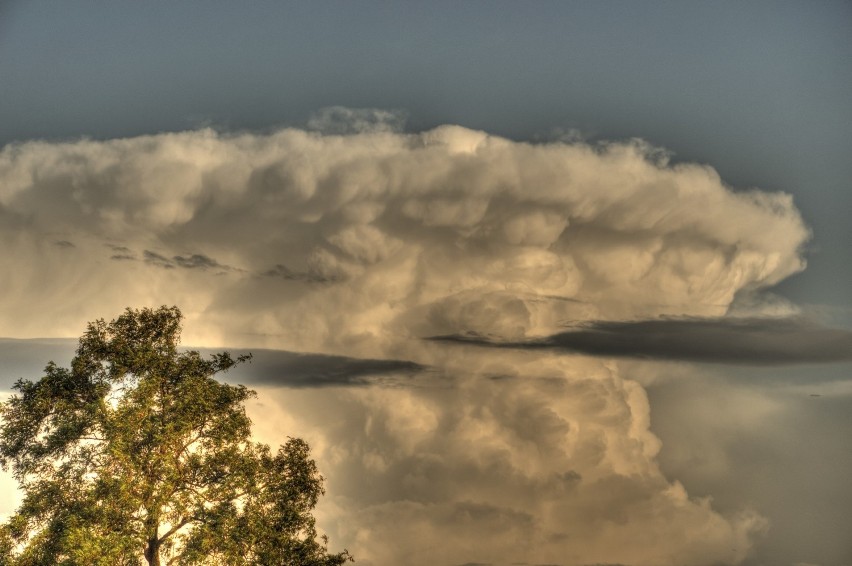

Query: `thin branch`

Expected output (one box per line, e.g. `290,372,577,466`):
158,516,194,544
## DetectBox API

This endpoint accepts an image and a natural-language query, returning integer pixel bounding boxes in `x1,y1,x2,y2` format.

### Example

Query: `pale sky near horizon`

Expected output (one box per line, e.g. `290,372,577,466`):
0,2,851,565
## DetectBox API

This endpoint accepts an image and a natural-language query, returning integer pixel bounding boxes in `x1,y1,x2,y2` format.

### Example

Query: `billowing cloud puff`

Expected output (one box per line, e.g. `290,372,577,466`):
0,126,808,343
0,125,810,564
244,354,767,566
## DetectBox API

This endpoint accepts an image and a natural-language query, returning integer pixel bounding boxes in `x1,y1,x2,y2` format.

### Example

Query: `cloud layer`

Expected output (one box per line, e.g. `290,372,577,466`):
0,125,812,564
431,316,852,365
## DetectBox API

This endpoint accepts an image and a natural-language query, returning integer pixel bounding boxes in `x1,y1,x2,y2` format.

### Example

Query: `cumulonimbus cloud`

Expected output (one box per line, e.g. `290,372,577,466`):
0,126,809,344
0,124,811,564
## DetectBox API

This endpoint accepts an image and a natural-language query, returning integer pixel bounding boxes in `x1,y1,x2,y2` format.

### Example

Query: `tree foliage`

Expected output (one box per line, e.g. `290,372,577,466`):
0,306,351,566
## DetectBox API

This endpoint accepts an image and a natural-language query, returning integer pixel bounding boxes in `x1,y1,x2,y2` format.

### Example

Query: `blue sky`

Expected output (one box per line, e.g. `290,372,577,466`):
1,2,851,565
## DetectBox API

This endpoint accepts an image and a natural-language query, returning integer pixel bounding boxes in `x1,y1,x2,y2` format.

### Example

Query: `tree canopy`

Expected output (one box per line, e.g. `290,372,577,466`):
0,306,352,566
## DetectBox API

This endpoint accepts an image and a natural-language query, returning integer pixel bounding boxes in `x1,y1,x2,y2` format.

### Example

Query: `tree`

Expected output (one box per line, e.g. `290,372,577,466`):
0,306,352,566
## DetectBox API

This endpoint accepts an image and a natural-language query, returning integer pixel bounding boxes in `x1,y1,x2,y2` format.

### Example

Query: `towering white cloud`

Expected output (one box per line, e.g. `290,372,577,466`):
0,125,810,564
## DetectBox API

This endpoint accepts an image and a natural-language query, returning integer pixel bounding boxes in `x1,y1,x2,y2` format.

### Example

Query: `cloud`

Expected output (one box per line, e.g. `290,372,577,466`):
306,106,408,135
245,362,766,566
262,263,340,283
430,316,852,365
105,244,136,260
0,124,814,564
0,125,809,342
646,364,852,566
141,250,236,272
200,347,428,387
143,249,176,268
172,253,227,270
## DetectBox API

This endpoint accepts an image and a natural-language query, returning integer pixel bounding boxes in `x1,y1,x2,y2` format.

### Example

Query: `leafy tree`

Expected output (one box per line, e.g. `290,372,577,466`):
0,306,352,566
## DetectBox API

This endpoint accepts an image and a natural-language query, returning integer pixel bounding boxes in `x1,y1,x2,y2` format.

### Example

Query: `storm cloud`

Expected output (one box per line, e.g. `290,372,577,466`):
0,127,809,343
0,125,813,564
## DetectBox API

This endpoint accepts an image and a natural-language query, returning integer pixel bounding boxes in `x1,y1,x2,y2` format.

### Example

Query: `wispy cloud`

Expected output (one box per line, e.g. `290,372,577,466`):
143,250,237,272
262,263,339,284
306,106,408,135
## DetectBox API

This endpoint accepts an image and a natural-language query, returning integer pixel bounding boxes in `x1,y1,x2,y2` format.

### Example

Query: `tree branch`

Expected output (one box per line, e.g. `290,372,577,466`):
158,516,194,545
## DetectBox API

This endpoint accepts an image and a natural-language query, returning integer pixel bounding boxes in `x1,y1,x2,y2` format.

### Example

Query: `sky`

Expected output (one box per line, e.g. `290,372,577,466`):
0,2,851,565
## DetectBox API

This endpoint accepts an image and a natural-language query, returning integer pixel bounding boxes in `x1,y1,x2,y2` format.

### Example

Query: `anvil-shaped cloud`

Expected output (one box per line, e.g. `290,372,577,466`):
0,124,812,564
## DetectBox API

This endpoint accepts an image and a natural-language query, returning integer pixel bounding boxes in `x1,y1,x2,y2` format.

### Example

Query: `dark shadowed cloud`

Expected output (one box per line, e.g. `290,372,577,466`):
143,250,176,269
142,250,235,272
172,254,228,270
199,347,428,388
106,244,136,260
262,264,339,284
430,317,852,365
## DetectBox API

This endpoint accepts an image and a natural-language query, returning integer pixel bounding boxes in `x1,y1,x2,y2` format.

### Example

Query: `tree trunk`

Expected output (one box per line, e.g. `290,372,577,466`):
144,519,161,566
144,535,161,566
